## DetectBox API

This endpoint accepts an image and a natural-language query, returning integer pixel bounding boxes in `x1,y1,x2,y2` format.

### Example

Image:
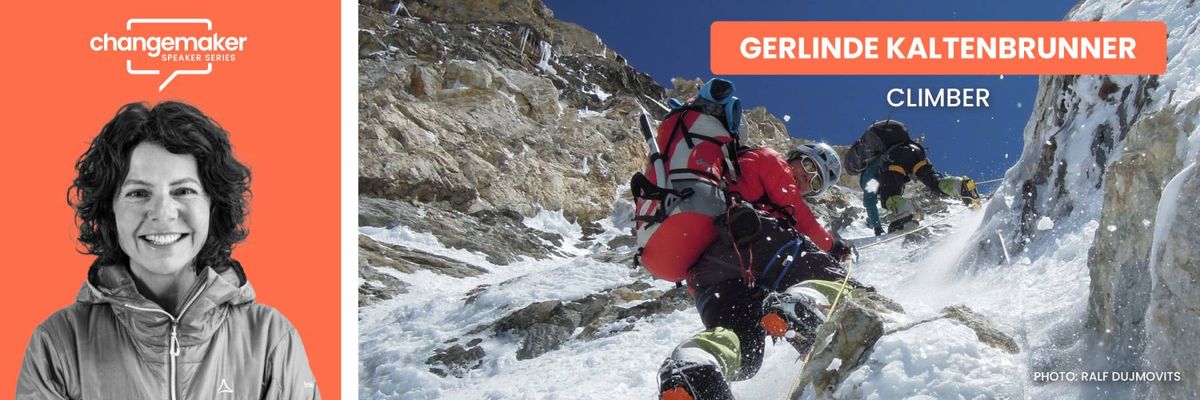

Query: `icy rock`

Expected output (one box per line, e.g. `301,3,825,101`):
964,73,1157,263
358,234,487,278
426,343,487,378
615,286,692,320
564,293,617,328
610,287,642,302
1086,97,1199,373
359,197,567,265
792,291,1019,398
357,261,408,307
941,305,1020,354
793,289,893,399
358,234,487,306
477,281,691,361
604,234,637,251
1145,162,1200,399
518,323,574,360
492,300,566,334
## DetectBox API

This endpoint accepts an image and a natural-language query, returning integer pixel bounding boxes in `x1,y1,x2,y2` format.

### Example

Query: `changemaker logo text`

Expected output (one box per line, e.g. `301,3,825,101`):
89,18,247,91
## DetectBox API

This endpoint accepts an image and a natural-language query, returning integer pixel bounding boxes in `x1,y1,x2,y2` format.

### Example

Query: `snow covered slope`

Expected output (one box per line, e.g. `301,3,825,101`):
359,201,1039,399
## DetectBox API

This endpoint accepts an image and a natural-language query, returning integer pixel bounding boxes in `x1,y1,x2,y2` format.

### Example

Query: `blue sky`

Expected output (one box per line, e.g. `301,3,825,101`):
544,0,1079,185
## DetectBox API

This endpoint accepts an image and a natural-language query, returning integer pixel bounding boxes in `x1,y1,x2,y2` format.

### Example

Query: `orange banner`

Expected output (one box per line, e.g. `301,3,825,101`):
711,21,1166,75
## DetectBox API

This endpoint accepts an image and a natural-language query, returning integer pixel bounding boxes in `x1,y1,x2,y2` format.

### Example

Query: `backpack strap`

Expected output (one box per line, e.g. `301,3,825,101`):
669,105,736,149
630,172,695,225
745,195,799,231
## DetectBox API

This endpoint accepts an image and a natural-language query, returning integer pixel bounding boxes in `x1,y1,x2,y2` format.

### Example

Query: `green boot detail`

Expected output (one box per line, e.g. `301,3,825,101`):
678,327,741,380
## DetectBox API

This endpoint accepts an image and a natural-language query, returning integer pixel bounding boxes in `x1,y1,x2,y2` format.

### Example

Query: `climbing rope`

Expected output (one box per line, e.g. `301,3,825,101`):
827,259,855,316
857,205,973,250
785,258,857,399
973,177,1005,185
857,190,1000,251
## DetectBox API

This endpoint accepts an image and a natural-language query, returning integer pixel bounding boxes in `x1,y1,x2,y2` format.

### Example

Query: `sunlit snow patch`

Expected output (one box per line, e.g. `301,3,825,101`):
523,208,585,251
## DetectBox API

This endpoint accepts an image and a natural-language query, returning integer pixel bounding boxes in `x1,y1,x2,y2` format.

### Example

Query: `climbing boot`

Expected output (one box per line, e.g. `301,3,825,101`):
657,358,733,400
887,215,919,234
760,286,828,355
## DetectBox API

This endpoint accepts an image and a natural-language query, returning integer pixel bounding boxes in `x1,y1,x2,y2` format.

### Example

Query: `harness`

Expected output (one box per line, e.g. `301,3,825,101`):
885,159,929,175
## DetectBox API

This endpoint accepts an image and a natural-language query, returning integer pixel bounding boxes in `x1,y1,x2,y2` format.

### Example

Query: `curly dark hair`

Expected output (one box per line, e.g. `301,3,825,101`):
70,101,251,272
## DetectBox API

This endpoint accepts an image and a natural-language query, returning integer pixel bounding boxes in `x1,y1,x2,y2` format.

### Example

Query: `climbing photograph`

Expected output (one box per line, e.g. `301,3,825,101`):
356,0,1198,399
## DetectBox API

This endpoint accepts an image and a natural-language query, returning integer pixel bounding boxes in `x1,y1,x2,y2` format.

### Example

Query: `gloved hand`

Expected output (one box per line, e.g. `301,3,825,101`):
829,239,855,262
960,177,981,198
957,176,982,209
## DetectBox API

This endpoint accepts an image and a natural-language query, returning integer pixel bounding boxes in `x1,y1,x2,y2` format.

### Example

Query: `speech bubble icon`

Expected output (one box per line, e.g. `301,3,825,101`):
123,18,217,91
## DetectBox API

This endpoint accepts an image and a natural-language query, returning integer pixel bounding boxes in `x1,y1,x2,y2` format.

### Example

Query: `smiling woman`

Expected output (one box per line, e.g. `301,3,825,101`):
16,101,319,400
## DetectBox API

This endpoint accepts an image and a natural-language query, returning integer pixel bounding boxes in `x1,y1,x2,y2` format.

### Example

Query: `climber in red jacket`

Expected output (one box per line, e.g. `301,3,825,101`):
659,142,867,400
726,144,852,259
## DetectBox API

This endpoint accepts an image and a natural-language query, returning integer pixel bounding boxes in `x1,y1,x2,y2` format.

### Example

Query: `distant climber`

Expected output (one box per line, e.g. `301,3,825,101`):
843,119,982,235
652,124,869,398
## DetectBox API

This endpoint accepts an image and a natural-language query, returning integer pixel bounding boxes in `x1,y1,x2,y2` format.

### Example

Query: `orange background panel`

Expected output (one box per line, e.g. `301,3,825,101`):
0,1,340,397
711,21,1166,75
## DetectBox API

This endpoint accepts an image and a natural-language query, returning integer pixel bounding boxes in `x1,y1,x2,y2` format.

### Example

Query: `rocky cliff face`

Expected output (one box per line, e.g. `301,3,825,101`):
355,0,873,321
358,1,799,225
1145,161,1200,400
1086,98,1196,377
356,0,866,307
965,72,1156,265
961,0,1200,396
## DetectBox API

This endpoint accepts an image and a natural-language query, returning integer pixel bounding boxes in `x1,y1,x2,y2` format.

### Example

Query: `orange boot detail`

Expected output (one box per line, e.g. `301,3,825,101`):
760,312,789,338
660,386,695,400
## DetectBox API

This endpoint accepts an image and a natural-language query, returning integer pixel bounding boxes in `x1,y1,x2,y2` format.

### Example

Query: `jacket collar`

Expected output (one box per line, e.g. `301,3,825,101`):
76,262,256,347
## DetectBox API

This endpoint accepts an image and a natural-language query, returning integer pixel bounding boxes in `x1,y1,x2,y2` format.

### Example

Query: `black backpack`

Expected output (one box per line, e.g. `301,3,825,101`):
843,120,914,174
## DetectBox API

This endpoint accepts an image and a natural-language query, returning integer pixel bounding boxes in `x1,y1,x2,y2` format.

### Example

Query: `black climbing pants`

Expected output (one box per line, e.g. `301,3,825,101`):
690,246,870,381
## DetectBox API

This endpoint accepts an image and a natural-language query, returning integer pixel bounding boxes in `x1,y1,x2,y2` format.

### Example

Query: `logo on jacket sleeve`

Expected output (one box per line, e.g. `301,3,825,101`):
218,378,234,394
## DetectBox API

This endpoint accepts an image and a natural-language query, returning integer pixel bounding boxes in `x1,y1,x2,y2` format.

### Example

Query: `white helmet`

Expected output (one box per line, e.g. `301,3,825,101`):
786,143,842,197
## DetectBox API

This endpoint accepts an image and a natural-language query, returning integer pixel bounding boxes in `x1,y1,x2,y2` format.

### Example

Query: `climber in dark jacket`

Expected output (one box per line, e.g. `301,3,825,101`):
856,120,982,235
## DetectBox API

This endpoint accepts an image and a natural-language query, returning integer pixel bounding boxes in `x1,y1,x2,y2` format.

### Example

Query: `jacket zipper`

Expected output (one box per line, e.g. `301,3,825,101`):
124,282,209,400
